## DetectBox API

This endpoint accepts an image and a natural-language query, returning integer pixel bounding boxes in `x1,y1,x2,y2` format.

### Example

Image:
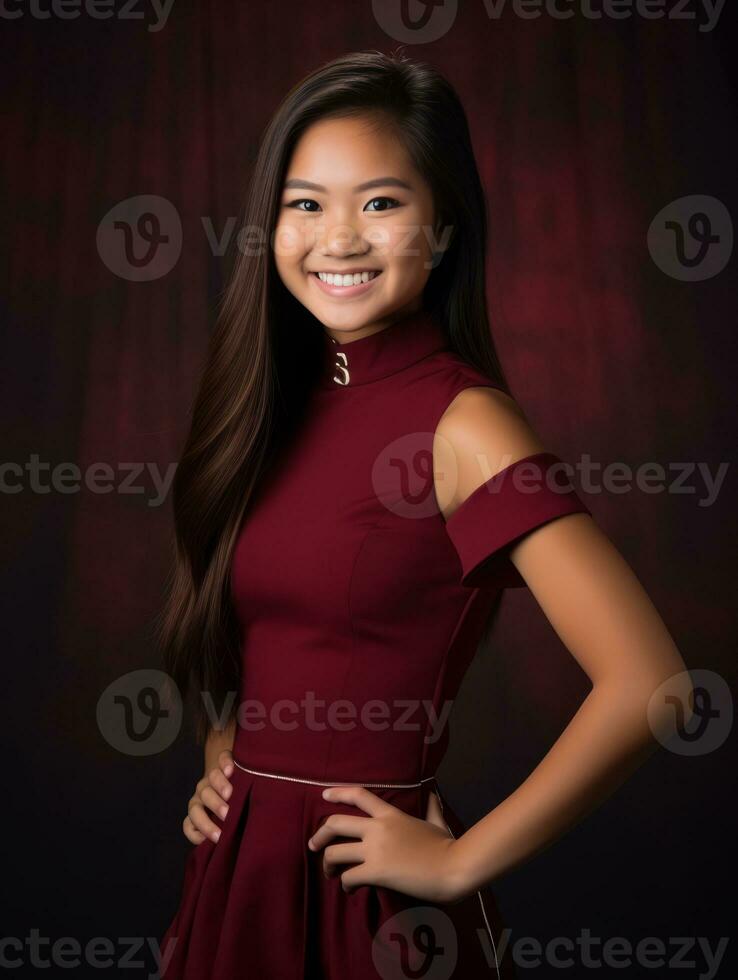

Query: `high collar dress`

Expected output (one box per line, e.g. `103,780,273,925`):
160,307,590,979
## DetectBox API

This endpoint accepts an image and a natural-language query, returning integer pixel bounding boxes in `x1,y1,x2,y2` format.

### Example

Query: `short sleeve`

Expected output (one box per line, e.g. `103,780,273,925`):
443,451,591,589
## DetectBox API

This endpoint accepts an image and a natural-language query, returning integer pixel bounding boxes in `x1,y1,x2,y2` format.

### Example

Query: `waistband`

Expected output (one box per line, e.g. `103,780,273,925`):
232,759,437,790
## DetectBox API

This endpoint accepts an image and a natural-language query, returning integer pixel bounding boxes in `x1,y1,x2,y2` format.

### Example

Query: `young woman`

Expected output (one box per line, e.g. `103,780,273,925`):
157,50,693,979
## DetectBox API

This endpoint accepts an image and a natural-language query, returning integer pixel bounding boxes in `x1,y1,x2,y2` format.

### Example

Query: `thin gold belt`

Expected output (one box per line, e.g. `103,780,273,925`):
233,758,501,977
233,759,437,790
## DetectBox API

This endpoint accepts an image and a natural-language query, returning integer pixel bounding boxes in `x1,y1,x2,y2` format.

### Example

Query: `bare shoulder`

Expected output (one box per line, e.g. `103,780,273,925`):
436,384,541,451
433,385,547,516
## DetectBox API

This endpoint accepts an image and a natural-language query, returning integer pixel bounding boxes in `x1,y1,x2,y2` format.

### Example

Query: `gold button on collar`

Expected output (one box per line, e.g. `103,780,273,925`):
333,351,350,385
328,338,350,385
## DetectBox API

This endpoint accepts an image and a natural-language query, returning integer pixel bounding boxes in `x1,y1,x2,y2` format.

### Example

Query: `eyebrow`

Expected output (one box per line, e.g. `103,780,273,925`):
283,176,413,193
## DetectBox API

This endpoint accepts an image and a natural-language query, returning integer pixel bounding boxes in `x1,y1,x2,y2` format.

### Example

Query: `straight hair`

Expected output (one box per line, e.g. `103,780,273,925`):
155,49,513,744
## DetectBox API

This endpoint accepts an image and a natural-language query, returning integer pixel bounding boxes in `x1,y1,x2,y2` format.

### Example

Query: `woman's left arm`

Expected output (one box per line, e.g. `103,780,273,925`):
436,387,696,898
309,387,695,902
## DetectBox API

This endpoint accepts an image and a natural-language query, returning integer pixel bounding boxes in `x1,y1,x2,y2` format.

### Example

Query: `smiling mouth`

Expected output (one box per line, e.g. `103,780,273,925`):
312,270,382,287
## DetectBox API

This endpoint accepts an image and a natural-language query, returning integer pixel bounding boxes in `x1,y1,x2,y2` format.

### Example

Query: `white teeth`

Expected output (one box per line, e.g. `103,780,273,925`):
316,271,379,286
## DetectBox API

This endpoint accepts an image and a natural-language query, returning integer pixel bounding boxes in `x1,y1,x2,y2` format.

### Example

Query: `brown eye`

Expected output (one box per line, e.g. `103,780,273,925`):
287,199,321,212
364,197,401,212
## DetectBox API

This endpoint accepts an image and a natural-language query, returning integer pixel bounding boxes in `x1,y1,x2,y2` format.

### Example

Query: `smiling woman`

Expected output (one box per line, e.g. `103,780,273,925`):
274,114,444,332
156,49,693,980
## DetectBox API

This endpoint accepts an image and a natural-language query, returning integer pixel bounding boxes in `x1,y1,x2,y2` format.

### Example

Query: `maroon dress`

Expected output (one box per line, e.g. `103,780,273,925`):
160,308,590,979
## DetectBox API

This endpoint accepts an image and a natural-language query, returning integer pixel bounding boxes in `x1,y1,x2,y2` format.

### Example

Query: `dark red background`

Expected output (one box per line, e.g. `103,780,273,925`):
1,3,735,977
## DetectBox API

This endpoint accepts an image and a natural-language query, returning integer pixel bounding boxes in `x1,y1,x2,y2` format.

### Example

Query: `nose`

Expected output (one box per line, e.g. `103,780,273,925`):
315,220,371,260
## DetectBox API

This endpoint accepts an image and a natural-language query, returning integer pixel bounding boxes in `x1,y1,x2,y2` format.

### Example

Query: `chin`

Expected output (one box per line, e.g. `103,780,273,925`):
313,303,383,331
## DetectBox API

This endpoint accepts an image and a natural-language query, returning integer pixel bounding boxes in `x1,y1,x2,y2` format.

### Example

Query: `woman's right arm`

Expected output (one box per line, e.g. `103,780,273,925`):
183,718,237,845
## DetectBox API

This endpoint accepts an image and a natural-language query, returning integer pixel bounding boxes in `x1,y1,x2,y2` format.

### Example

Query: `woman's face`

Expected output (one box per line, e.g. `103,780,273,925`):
274,113,441,340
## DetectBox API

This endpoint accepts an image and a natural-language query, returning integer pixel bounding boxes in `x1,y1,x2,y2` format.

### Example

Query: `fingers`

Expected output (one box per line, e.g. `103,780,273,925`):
187,792,223,843
207,765,233,804
200,783,229,820
181,753,236,846
321,785,390,817
322,842,364,877
338,862,371,894
218,749,234,779
182,813,207,846
182,759,237,845
308,813,369,851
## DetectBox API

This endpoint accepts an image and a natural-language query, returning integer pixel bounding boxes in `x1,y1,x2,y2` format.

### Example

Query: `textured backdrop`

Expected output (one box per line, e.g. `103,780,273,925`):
1,3,735,977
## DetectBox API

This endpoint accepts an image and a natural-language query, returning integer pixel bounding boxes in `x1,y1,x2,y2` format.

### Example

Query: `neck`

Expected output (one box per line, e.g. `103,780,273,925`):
320,301,426,346
317,306,448,390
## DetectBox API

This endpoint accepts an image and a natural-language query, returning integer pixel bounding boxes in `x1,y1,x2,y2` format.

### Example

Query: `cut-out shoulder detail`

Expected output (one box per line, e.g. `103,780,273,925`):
429,380,591,589
441,451,592,589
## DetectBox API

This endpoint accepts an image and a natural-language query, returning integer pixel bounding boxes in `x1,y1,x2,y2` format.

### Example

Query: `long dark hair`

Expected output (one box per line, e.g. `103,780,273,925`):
156,49,513,744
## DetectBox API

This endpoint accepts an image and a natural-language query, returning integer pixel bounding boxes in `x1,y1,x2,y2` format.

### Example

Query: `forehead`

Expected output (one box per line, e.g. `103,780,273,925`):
285,114,414,182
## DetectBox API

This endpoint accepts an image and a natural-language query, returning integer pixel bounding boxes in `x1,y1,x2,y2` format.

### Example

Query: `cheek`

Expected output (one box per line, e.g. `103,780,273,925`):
382,218,434,273
363,222,393,256
273,221,310,268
